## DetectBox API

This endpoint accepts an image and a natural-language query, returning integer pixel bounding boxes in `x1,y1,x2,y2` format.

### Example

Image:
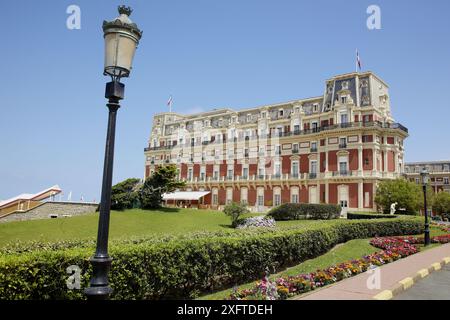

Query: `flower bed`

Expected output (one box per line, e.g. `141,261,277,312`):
236,216,276,229
227,237,419,300
390,234,450,245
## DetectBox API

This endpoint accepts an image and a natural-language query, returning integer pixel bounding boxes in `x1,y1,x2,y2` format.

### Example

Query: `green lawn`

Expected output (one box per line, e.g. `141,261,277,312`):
0,208,325,247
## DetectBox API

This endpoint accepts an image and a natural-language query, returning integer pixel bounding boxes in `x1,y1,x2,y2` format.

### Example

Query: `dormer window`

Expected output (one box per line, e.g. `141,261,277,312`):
342,81,349,90
279,109,284,117
313,104,318,112
247,114,252,122
341,96,347,104
261,112,266,118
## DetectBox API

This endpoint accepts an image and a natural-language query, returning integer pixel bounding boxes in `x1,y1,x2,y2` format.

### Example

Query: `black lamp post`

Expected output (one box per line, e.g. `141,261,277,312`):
85,5,142,300
420,167,431,246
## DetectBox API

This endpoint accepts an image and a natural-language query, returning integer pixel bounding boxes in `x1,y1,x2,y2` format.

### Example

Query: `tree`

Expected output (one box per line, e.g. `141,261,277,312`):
375,179,423,215
111,178,141,210
223,202,249,227
140,164,186,209
432,192,450,216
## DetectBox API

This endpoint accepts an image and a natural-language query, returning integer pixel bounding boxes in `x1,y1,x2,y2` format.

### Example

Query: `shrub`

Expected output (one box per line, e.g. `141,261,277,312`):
0,217,423,300
432,192,450,216
347,212,399,220
267,203,341,221
236,216,276,229
140,165,186,209
374,179,431,214
110,178,141,211
223,202,249,227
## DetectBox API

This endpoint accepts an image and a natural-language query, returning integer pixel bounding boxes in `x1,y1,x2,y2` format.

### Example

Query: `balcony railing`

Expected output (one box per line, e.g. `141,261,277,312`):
144,121,409,151
309,173,317,179
339,143,347,149
332,170,352,177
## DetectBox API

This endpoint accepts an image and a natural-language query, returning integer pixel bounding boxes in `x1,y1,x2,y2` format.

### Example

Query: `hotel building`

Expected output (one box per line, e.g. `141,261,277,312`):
144,71,408,213
405,161,450,194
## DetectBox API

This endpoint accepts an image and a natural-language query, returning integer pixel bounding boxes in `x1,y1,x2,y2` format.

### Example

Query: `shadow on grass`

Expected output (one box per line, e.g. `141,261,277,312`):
219,224,234,229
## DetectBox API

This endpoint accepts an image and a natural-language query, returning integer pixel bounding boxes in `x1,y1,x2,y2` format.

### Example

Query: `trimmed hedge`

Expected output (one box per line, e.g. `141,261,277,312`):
0,218,423,300
267,203,341,220
347,212,399,220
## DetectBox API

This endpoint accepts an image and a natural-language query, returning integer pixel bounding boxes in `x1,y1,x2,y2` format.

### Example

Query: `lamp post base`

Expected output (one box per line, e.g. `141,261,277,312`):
84,255,113,299
424,227,431,247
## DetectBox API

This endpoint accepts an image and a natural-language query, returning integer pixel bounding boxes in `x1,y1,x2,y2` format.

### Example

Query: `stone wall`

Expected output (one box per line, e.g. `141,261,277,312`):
0,202,98,223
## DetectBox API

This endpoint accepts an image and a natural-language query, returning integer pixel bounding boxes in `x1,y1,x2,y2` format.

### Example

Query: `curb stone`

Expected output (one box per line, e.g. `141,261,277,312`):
373,256,450,300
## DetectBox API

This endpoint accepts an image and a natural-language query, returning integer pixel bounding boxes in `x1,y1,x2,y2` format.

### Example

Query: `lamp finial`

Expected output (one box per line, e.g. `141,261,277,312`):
118,5,133,16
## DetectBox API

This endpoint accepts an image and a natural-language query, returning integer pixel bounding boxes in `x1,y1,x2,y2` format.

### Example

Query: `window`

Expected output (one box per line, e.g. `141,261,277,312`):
340,113,348,124
292,194,299,204
274,194,281,206
311,142,317,152
257,188,264,206
188,168,193,181
241,188,248,205
312,122,318,132
293,143,299,153
244,148,249,158
279,109,284,117
277,127,283,136
292,161,299,177
445,177,449,185
415,178,420,184
261,112,266,118
294,124,300,133
258,146,265,156
339,137,347,148
258,195,264,206
227,169,233,179
341,96,347,104
226,188,233,204
242,167,249,179
258,166,265,178
313,104,318,112
339,157,348,174
311,161,317,174
276,145,281,155
247,114,252,122
274,163,281,176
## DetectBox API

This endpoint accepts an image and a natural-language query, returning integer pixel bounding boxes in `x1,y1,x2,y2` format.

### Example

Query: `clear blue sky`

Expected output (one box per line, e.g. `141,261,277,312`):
1,0,449,201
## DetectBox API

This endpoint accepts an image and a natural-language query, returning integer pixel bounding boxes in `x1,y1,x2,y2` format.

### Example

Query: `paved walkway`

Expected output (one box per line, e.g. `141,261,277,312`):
294,243,450,300
393,264,450,300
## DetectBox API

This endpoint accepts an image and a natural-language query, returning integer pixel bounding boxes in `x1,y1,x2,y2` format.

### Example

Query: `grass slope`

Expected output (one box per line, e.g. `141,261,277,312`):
0,208,324,247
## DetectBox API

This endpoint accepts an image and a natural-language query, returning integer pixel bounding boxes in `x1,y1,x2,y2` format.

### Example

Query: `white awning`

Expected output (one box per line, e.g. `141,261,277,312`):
162,191,210,201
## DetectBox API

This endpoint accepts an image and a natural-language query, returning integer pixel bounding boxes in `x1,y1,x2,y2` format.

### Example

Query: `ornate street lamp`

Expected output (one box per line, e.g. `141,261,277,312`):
85,5,142,300
420,167,430,246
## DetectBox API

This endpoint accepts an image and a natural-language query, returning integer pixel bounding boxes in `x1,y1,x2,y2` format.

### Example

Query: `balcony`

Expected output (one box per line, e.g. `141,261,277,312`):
144,121,409,152
332,170,352,177
309,173,317,179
